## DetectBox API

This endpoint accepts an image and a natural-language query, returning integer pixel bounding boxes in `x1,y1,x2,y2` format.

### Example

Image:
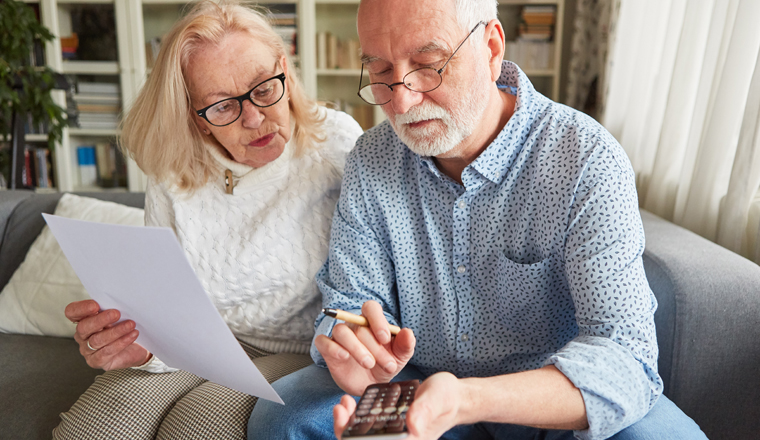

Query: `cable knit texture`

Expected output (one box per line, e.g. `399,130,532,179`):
140,108,362,370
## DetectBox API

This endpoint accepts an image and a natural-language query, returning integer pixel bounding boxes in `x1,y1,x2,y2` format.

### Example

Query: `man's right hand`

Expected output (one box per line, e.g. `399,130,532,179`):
65,299,152,371
314,300,416,396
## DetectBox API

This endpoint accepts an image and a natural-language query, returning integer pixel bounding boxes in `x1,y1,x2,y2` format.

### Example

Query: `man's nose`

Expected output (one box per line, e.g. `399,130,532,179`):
240,99,264,129
389,83,424,115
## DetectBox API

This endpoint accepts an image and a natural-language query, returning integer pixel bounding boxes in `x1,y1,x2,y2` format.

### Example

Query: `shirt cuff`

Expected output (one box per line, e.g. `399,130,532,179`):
130,354,179,374
310,308,365,367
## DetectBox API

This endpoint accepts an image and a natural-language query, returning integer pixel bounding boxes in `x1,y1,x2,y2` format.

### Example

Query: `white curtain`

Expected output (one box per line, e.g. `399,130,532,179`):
602,0,760,264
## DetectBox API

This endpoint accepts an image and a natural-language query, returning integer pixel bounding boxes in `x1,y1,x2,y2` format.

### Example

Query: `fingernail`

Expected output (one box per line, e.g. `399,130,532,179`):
380,330,390,344
384,361,396,373
361,355,374,369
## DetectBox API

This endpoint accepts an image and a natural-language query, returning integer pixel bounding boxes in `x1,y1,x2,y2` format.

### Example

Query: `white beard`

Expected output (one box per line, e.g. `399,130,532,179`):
389,65,491,157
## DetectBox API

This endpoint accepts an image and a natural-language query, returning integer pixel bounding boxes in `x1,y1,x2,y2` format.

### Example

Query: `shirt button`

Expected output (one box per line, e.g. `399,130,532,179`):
457,265,466,273
461,334,469,341
457,200,466,209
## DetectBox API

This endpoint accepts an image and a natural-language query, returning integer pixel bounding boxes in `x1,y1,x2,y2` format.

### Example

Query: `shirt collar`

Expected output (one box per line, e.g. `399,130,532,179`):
416,61,540,187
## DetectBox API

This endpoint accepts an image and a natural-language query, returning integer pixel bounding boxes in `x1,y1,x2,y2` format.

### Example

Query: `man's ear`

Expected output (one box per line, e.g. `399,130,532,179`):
484,19,506,81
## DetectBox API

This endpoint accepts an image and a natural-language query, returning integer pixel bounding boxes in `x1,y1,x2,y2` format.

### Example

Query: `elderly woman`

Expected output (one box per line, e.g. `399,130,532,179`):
56,1,362,438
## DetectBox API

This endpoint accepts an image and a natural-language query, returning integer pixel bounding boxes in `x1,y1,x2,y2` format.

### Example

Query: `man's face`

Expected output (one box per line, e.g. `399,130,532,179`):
357,0,491,157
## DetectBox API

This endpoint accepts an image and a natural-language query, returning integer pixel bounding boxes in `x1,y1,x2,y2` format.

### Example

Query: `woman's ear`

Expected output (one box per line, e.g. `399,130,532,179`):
193,114,211,135
280,54,288,77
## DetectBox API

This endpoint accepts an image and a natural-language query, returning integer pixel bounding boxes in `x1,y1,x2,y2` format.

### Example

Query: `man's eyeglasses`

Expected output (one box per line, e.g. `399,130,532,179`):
195,72,287,127
357,21,487,106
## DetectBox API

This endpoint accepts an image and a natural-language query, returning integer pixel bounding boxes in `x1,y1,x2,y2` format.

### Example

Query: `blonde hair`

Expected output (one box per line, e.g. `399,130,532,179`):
120,0,324,191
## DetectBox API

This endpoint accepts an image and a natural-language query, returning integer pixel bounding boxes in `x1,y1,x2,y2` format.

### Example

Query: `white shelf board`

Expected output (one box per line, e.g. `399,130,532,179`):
141,0,194,4
522,69,558,77
316,0,360,4
69,128,120,136
25,134,49,142
62,61,120,75
317,68,362,77
57,0,114,4
499,0,560,5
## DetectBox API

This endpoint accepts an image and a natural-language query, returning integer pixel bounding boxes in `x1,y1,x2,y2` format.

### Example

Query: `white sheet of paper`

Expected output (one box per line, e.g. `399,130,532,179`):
43,214,283,404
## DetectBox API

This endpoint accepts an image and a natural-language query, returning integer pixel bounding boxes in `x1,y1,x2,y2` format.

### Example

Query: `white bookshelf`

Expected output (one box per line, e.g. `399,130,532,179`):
25,0,565,192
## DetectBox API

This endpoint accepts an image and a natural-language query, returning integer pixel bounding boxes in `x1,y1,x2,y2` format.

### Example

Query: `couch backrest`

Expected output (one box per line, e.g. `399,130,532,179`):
0,191,145,290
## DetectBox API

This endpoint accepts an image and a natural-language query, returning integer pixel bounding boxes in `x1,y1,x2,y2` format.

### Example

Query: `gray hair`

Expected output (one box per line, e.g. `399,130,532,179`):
454,0,498,45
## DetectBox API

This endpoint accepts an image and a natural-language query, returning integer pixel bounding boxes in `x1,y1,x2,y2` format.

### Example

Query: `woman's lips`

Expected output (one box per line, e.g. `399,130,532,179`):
249,133,275,147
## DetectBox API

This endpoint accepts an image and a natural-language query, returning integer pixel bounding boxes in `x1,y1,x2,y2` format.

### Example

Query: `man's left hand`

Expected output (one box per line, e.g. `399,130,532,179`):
333,372,467,440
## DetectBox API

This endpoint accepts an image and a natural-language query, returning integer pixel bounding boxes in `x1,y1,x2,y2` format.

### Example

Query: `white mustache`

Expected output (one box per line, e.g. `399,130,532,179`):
395,103,450,126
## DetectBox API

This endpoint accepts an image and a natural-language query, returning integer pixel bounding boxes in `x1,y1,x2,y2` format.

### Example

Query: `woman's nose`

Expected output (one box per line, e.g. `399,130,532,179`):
240,99,264,129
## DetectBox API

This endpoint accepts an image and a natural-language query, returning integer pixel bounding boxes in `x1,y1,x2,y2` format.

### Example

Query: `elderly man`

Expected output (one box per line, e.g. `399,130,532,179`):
248,0,708,439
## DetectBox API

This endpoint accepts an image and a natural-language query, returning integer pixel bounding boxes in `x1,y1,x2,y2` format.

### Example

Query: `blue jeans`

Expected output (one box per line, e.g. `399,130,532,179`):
248,364,708,440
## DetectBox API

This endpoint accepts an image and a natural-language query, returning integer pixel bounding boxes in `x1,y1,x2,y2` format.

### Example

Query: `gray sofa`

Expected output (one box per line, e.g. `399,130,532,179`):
1,190,759,439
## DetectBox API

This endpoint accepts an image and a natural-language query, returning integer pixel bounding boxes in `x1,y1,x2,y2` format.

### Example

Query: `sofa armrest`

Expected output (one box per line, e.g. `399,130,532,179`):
641,209,760,440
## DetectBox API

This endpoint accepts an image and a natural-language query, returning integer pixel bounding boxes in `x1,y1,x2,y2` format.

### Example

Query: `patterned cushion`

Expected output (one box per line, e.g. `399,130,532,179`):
53,342,313,440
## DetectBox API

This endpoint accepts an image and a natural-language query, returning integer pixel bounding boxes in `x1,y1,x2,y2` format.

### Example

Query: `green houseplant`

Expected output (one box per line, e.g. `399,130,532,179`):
0,0,68,185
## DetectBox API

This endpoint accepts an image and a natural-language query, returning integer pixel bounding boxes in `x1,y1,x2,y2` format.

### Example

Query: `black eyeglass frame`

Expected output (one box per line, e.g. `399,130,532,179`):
357,21,488,106
195,72,287,127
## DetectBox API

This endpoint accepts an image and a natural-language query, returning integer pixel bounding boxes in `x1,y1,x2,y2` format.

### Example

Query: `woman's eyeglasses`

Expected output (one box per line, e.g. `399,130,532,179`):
195,72,287,127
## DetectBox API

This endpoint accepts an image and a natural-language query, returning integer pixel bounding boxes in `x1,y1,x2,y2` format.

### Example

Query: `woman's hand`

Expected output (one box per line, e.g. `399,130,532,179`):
314,301,416,396
65,299,152,371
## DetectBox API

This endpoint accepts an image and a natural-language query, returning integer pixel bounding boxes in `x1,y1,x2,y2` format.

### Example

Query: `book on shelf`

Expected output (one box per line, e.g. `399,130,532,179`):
24,114,50,135
273,26,297,56
331,100,374,131
23,146,55,189
97,142,127,187
60,33,79,61
316,32,361,70
76,142,127,188
506,40,555,71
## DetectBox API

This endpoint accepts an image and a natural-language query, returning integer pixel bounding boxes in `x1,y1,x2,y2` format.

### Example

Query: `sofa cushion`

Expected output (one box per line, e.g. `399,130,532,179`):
0,191,144,289
0,194,144,337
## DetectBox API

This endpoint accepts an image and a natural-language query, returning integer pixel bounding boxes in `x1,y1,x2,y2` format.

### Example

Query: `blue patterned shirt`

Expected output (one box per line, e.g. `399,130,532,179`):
312,62,663,440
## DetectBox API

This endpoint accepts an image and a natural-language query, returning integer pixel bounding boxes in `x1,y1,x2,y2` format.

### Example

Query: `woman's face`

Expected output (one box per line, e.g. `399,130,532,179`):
187,32,291,168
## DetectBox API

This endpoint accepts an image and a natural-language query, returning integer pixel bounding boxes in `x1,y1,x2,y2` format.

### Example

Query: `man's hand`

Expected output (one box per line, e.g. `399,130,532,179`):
333,372,465,440
314,301,416,396
65,299,152,371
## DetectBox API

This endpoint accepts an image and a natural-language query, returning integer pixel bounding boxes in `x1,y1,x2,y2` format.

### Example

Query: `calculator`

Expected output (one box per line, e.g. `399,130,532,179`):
342,379,420,439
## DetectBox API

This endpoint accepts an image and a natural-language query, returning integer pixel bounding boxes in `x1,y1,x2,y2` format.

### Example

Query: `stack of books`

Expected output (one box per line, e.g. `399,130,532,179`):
316,32,361,70
519,6,555,40
60,33,79,60
74,82,121,130
268,10,297,56
505,6,556,71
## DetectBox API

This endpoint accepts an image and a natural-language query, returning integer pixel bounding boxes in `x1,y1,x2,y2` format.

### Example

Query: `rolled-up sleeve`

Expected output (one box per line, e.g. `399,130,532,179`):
549,153,663,440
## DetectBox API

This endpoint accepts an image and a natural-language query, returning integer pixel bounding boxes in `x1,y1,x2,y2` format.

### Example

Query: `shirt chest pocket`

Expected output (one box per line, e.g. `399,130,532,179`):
495,252,574,348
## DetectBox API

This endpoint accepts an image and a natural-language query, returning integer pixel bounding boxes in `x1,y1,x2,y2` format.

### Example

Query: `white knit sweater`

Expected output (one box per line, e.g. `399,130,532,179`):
136,108,362,373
